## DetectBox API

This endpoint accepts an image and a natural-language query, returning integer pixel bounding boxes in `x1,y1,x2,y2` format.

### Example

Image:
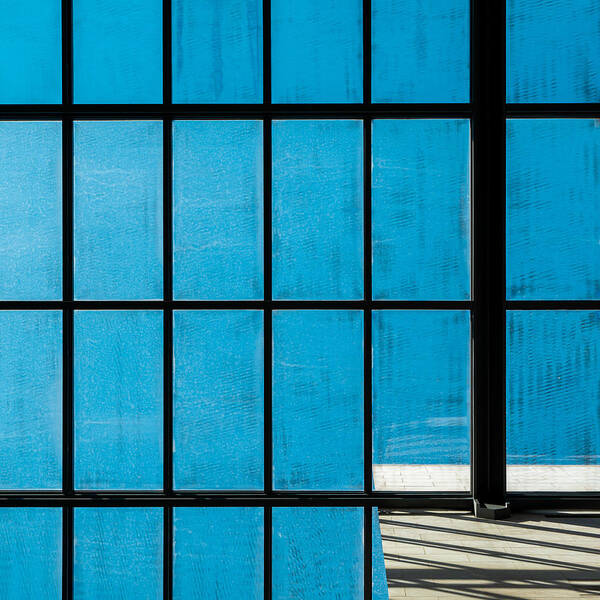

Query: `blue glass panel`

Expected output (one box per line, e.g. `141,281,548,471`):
173,507,264,600
74,311,163,490
272,507,364,599
173,121,263,300
271,0,362,103
172,0,262,103
507,119,600,300
273,310,363,491
507,0,600,103
73,0,162,103
372,119,470,300
173,310,263,490
0,0,61,104
0,122,62,300
0,311,61,490
0,508,61,599
74,121,163,300
272,120,363,300
74,507,163,599
372,0,469,103
372,508,389,600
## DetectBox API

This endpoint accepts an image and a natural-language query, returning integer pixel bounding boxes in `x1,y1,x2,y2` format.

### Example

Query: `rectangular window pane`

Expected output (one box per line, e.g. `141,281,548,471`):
173,310,263,490
74,311,163,490
173,120,263,300
272,120,363,300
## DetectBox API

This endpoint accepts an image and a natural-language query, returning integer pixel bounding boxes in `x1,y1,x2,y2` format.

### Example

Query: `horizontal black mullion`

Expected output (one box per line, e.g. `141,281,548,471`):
507,300,600,310
507,104,600,117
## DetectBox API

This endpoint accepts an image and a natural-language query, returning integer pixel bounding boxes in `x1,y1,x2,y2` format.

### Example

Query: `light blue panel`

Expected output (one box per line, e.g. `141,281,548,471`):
173,0,262,103
272,120,363,300
372,120,470,300
173,121,263,300
372,0,469,103
507,0,600,103
271,0,362,103
0,508,61,599
74,121,163,300
507,120,600,300
74,311,163,490
74,507,163,600
0,122,62,300
372,508,390,600
173,507,264,600
272,507,364,600
0,311,61,490
73,0,162,103
273,310,364,491
173,311,263,490
0,0,61,103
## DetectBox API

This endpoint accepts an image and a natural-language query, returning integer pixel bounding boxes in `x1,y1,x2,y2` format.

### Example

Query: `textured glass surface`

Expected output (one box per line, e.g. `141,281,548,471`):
73,0,162,103
0,508,61,599
273,310,363,491
507,119,600,300
74,121,163,300
173,121,263,299
0,0,61,103
172,0,262,103
0,311,61,490
74,311,163,490
0,122,62,300
372,508,389,600
271,0,362,103
173,310,263,490
507,0,600,103
74,507,163,600
173,507,264,600
272,120,363,300
372,0,469,103
372,119,470,300
272,507,364,599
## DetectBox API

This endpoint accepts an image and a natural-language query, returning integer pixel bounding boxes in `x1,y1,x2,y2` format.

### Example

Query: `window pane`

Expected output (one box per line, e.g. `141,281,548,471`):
372,0,469,103
172,0,262,103
173,310,263,490
173,507,264,600
0,311,61,490
173,121,263,300
372,119,470,300
271,0,362,103
373,311,470,492
272,120,363,300
74,121,163,300
0,122,62,300
273,310,363,491
74,311,163,490
73,0,162,103
507,119,600,300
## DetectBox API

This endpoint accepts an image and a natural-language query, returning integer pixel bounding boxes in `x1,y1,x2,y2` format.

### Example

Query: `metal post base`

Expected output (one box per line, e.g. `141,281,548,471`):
474,499,511,520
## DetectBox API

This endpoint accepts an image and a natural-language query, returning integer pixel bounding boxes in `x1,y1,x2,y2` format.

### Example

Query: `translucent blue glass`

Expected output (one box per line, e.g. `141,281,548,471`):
74,507,163,599
372,0,469,103
0,508,61,599
173,121,263,300
0,311,61,490
271,0,362,103
173,310,263,490
372,119,471,300
507,120,600,300
73,0,162,103
507,0,600,103
372,509,389,600
74,311,163,490
173,507,264,600
74,121,163,300
0,122,62,300
273,310,363,491
172,0,262,103
272,120,363,300
272,507,364,599
0,0,61,103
